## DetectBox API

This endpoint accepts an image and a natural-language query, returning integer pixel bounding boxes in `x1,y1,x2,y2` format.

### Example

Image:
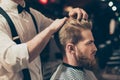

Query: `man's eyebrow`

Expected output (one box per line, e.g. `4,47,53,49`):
87,39,94,42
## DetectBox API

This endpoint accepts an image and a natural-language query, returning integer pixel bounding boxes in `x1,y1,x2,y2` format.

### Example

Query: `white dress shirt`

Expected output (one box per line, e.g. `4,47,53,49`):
0,0,53,80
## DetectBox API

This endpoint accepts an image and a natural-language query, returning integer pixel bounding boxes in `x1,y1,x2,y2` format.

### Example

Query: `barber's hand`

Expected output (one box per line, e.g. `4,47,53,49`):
69,8,88,20
49,17,67,34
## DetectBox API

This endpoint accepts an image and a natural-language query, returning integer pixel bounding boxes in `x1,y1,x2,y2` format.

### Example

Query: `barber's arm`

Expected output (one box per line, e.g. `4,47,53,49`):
26,17,67,62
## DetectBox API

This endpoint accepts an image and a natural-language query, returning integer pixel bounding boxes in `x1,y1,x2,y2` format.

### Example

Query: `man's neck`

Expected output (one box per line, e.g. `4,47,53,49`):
62,62,83,70
63,56,78,66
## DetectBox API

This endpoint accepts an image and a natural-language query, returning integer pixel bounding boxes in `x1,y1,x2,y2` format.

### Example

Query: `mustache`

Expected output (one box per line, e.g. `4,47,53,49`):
92,50,97,55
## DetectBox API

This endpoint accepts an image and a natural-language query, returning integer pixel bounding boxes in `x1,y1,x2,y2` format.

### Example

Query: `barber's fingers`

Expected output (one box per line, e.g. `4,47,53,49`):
80,9,88,20
69,8,88,20
53,17,67,28
49,17,67,32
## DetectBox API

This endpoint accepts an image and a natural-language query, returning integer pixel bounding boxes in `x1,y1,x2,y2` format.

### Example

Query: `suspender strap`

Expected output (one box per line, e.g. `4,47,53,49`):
0,7,31,80
0,7,21,44
28,11,39,33
25,3,39,34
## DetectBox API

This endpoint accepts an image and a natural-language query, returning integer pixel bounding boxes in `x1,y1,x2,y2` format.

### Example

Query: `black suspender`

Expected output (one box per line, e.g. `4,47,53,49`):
0,7,21,44
28,11,39,33
24,3,39,34
0,6,38,80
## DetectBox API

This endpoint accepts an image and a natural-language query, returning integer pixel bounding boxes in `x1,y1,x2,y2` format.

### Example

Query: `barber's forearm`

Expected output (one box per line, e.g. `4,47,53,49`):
26,27,53,62
27,17,67,62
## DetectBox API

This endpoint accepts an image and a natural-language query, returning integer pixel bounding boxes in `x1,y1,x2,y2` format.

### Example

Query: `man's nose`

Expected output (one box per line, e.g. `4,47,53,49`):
93,44,97,52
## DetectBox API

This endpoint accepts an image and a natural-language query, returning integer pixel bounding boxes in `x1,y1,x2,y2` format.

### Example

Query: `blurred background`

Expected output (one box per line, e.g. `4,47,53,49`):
26,0,120,80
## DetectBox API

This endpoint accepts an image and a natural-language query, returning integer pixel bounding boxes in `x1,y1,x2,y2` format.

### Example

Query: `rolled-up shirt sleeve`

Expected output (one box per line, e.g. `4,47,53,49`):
0,27,29,73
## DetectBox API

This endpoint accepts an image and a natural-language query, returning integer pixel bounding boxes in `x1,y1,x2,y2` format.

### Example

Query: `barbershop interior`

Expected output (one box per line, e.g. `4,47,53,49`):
26,0,120,80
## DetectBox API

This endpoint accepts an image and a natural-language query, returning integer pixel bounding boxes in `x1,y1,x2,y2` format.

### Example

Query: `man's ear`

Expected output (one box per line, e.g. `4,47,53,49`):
66,43,75,54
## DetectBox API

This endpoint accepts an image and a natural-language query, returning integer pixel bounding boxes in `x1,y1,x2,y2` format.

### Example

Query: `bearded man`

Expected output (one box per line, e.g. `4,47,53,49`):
51,18,98,80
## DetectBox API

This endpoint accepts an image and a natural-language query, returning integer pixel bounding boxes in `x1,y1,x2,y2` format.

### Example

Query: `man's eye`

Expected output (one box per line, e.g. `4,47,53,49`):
87,41,93,45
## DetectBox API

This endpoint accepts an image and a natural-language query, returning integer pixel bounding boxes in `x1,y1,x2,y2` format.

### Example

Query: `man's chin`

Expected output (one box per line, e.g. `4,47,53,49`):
85,59,97,70
79,59,96,70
